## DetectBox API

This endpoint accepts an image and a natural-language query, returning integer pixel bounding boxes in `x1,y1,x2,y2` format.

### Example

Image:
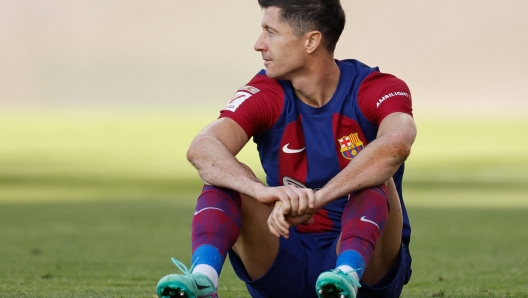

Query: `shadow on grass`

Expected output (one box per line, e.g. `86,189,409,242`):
0,174,205,193
2,174,527,192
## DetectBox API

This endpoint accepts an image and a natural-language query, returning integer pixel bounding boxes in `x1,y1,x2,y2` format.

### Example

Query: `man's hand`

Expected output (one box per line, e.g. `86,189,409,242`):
267,201,315,238
255,185,315,216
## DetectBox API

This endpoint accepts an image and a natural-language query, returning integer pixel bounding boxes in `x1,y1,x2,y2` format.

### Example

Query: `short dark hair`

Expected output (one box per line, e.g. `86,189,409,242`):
258,0,345,53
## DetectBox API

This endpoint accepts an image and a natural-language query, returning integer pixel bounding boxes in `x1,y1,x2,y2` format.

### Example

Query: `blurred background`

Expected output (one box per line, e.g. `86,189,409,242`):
1,1,527,296
2,0,528,112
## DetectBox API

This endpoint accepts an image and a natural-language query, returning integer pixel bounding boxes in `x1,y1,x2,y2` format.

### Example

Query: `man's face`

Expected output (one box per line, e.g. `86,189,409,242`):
254,7,307,80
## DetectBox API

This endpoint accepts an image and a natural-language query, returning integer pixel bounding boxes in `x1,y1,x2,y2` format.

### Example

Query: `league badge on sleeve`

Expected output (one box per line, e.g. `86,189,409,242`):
224,85,261,112
337,133,364,160
224,92,252,112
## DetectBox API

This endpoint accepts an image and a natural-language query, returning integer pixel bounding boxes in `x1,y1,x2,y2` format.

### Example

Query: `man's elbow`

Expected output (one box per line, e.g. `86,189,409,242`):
186,138,202,165
385,134,412,163
396,143,411,162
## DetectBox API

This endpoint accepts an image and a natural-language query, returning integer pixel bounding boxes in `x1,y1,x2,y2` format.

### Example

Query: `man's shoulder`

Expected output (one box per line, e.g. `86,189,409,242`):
355,65,413,126
339,59,407,85
218,70,286,138
340,59,380,74
242,70,286,105
248,70,284,91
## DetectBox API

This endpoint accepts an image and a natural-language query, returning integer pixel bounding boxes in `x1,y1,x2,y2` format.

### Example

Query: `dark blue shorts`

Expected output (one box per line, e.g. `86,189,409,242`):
228,229,412,298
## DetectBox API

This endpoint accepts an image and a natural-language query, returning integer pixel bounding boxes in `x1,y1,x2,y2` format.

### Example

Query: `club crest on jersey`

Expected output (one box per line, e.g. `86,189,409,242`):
337,133,364,160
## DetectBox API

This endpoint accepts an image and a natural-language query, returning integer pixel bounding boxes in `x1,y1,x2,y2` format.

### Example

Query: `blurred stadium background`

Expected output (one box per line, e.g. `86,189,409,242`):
2,1,528,113
1,1,527,297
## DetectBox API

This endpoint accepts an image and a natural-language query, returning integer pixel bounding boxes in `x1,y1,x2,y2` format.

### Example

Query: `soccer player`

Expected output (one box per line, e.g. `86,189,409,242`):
157,0,417,297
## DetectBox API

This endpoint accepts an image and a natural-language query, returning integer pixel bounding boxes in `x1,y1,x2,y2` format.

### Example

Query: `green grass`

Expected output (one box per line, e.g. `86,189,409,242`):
1,110,527,297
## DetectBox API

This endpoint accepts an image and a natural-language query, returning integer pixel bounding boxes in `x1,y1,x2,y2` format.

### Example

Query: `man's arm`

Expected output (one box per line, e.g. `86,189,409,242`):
315,112,416,208
187,117,262,196
187,117,315,212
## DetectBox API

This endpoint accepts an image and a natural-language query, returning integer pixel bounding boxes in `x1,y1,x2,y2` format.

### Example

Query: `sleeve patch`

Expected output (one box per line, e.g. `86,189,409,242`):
223,85,261,112
219,75,283,138
377,91,411,108
224,92,252,112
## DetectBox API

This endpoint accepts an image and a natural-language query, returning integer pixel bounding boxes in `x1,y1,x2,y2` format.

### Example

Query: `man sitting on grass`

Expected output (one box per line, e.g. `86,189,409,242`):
157,0,417,297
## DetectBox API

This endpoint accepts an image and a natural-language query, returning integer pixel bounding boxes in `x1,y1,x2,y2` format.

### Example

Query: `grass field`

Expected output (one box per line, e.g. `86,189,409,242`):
1,110,527,297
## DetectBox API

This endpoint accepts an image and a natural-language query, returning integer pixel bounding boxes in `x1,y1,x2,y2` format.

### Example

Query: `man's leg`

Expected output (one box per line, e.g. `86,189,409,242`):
190,186,243,287
228,193,315,298
316,181,402,298
157,185,244,298
353,180,411,298
157,185,282,298
231,193,280,280
194,186,282,282
360,179,403,286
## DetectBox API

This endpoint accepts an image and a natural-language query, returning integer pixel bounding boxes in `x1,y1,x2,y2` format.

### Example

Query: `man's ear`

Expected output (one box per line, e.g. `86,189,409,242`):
305,31,322,54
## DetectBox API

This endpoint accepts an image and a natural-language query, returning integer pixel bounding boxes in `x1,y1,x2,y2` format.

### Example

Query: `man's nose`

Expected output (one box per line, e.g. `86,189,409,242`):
254,32,267,52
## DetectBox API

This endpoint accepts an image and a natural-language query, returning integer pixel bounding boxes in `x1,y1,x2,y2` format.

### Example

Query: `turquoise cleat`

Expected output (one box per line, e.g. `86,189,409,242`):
157,258,218,298
315,269,361,298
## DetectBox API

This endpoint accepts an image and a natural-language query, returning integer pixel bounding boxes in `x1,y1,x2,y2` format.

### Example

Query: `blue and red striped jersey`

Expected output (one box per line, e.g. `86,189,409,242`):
220,59,413,246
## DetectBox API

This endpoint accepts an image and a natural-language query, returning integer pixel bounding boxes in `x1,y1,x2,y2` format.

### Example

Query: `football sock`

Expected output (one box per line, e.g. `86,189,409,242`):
191,185,242,289
336,184,389,279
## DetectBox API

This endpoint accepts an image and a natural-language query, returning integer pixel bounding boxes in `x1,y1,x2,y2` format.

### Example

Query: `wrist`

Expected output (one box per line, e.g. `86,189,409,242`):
250,181,267,199
314,189,330,210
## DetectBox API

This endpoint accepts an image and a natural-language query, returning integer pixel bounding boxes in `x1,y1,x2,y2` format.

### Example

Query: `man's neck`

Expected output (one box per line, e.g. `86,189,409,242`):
290,57,340,108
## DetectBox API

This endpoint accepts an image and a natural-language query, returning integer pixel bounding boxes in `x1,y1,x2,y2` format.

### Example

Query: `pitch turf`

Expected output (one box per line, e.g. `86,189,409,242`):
1,110,527,297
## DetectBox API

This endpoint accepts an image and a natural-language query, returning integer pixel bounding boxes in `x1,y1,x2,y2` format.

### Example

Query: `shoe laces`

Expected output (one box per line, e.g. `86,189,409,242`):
331,268,361,289
171,257,198,276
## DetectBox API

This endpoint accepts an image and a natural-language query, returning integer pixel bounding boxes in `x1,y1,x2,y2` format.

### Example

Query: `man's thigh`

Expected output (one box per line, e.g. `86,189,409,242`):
231,193,280,280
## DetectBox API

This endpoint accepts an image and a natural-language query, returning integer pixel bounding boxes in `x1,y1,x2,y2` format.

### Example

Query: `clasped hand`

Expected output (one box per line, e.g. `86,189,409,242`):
256,185,317,238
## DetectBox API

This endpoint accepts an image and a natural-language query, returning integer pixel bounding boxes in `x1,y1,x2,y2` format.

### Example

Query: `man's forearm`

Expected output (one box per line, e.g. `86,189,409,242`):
315,134,410,208
187,136,265,197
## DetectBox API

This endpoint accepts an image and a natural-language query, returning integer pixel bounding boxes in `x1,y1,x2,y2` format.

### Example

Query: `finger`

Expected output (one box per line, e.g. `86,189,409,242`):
296,188,316,214
267,217,280,238
284,187,300,216
294,189,308,215
277,192,291,215
274,210,290,237
297,187,315,213
269,203,290,237
307,189,316,209
267,206,283,237
272,205,290,237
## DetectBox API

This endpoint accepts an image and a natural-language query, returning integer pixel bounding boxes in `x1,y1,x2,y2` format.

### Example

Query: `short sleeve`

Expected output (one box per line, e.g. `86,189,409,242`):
357,72,413,126
219,72,284,138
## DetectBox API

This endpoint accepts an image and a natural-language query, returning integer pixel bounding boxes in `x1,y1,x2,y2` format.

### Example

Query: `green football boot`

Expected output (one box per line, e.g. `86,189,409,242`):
157,257,218,298
316,269,361,298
